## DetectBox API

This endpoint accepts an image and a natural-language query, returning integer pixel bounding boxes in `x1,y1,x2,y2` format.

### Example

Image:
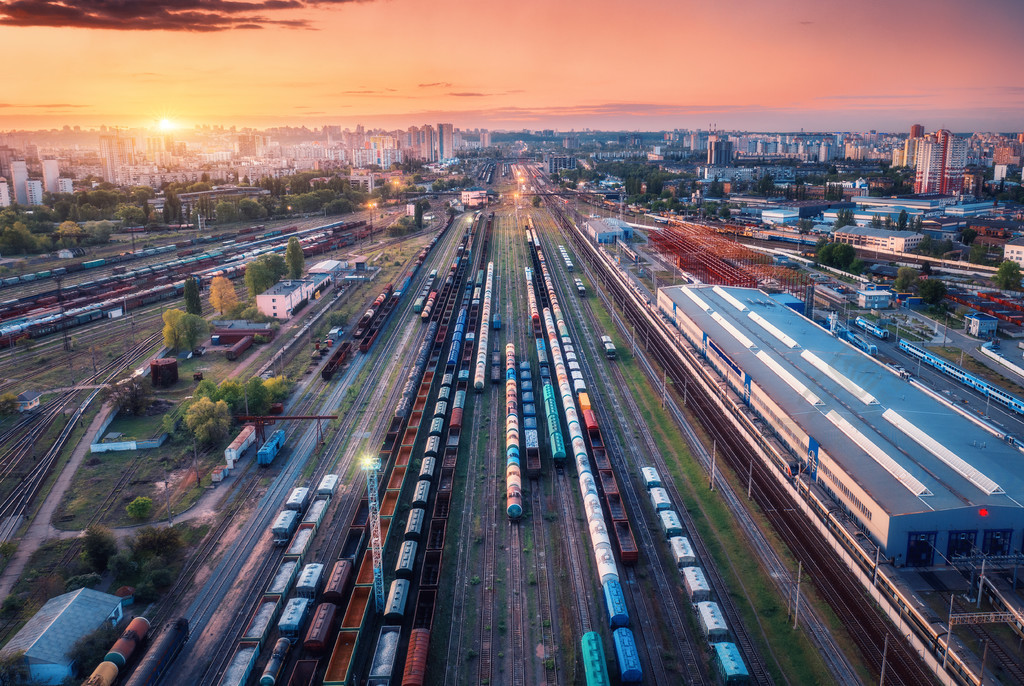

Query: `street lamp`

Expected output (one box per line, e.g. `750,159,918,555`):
368,202,377,241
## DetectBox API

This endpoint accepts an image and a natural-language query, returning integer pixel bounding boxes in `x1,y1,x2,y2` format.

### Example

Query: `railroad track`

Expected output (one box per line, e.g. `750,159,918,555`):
531,209,695,685
0,331,163,544
553,467,593,636
550,201,936,686
950,594,1024,684
188,222,466,685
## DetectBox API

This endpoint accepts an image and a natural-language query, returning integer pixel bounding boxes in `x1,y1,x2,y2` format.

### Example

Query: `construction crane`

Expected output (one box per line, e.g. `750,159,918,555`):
362,456,385,613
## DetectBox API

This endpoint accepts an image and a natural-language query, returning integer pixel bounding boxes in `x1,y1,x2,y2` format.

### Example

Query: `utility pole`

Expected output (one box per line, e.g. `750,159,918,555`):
879,633,889,686
792,560,802,630
710,439,716,491
747,460,753,500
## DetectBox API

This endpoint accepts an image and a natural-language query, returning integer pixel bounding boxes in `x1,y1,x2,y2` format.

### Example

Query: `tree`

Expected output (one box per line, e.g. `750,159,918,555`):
215,201,238,224
245,376,271,415
67,623,121,679
755,174,776,196
126,496,154,520
286,236,304,279
56,220,85,245
209,276,238,314
238,198,266,220
131,526,182,558
183,277,202,316
969,242,989,265
82,525,118,572
0,393,16,415
114,203,146,227
896,209,909,231
868,214,884,229
105,375,151,416
185,397,231,444
64,573,103,592
244,254,287,297
961,227,977,245
162,309,207,351
918,278,948,305
83,220,115,244
718,205,731,220
264,375,290,403
994,260,1022,290
414,200,428,229
834,209,855,229
894,267,919,292
531,196,541,208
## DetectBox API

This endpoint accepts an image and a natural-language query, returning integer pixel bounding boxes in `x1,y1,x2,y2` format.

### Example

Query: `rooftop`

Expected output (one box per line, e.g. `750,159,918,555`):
834,226,922,239
263,280,310,297
660,284,1024,517
0,588,121,666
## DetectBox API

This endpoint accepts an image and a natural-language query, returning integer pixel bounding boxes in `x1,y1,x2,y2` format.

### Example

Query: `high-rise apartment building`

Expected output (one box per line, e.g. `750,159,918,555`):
707,136,734,165
42,159,60,194
0,178,10,207
57,178,74,194
10,160,28,205
0,147,14,179
914,129,966,195
480,130,491,148
25,180,43,206
910,124,924,139
436,123,454,161
99,131,137,186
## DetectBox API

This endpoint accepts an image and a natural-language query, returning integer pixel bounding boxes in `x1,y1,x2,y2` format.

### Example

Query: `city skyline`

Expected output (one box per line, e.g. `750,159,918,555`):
0,0,1021,131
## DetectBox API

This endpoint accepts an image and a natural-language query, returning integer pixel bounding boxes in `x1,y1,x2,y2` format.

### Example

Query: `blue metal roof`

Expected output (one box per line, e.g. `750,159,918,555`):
0,588,121,666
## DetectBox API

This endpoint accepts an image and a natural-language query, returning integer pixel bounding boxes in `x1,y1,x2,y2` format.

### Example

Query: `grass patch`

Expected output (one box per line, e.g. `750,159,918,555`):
926,345,1024,395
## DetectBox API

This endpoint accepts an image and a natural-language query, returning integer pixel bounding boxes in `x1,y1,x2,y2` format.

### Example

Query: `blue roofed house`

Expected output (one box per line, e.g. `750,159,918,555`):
0,588,123,684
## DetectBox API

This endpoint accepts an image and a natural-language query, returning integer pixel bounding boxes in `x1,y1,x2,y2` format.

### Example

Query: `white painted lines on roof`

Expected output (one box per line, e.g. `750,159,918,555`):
826,410,932,498
748,311,798,348
711,311,756,350
681,287,712,313
883,409,1004,496
713,286,747,312
755,350,822,405
801,350,877,405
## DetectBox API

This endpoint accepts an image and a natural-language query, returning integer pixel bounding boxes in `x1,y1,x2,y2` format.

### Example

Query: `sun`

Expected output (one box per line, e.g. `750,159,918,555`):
158,118,176,131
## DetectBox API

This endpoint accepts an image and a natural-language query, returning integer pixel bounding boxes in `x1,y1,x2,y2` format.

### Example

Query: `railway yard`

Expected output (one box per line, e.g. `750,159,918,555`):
4,161,1024,686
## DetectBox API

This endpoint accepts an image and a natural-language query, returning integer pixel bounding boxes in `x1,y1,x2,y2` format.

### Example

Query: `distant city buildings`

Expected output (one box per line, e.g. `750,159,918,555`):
914,129,967,194
42,159,59,193
25,179,43,205
547,155,577,174
0,178,10,207
99,130,137,185
707,136,734,165
10,160,28,205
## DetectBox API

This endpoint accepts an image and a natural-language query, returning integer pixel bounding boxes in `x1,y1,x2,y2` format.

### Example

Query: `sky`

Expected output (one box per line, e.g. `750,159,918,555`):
0,0,1021,132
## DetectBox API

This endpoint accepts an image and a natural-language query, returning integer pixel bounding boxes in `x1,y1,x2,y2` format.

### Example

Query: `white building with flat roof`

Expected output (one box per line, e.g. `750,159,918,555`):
42,159,60,193
26,179,43,206
255,277,328,320
0,178,10,207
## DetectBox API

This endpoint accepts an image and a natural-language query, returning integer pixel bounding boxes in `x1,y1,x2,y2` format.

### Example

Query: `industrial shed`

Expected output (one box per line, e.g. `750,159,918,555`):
658,284,1024,566
0,588,123,684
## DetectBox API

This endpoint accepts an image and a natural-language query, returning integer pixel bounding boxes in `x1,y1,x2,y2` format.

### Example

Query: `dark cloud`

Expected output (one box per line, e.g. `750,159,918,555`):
0,0,364,31
418,82,452,88
448,92,487,97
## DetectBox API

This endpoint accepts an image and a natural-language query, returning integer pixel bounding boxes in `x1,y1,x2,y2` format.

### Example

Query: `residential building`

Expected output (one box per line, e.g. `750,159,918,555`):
1004,237,1024,268
435,123,454,161
547,155,576,174
479,130,491,148
833,226,924,252
461,187,487,208
57,177,74,194
26,179,43,205
11,160,28,205
255,277,327,320
910,123,925,139
0,178,9,207
42,159,60,193
0,587,124,684
707,136,734,165
915,130,967,194
99,131,138,186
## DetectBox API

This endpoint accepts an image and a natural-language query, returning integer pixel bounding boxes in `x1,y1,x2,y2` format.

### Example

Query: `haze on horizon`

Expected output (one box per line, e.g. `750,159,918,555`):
0,0,1020,132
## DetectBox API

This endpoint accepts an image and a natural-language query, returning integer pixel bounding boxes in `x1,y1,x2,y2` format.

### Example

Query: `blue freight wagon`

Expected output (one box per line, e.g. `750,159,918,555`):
278,597,312,639
612,628,642,683
257,429,286,466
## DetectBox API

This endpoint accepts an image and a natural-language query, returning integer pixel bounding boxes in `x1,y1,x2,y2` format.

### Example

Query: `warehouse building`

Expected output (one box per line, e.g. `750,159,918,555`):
585,217,631,244
658,284,1024,566
0,588,124,684
255,275,329,320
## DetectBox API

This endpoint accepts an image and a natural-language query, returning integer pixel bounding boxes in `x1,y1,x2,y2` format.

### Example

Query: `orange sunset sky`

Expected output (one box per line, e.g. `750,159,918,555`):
0,0,1021,131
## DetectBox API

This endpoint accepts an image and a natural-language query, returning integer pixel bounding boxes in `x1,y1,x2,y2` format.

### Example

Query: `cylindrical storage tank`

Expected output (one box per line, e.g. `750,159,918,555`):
401,628,429,686
259,637,291,686
405,508,425,541
419,457,436,482
412,480,431,508
384,579,410,621
594,543,618,583
105,616,151,667
82,661,119,686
